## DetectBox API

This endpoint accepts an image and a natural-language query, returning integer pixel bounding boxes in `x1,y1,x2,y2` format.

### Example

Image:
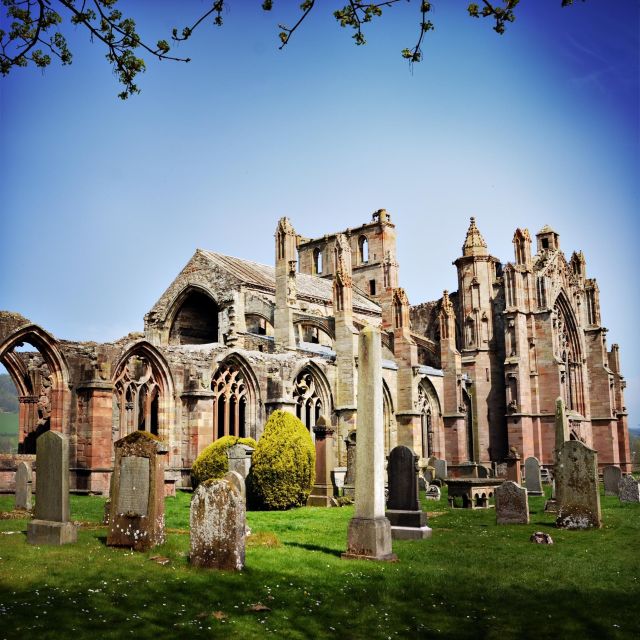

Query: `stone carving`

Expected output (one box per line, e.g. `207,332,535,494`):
495,481,529,525
27,432,77,545
14,461,32,511
190,477,246,570
343,430,357,498
524,456,543,496
602,465,622,497
107,431,168,551
618,475,640,503
555,441,601,529
425,484,441,501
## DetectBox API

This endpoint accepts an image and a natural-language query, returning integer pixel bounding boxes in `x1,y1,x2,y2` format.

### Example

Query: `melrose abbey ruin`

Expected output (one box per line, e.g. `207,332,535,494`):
0,211,631,494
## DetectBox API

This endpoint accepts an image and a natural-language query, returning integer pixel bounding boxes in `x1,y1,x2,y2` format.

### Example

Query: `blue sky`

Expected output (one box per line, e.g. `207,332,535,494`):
1,1,638,427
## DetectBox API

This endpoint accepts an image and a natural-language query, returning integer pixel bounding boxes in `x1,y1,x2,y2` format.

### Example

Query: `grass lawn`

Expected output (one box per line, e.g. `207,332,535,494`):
0,412,18,453
0,486,638,640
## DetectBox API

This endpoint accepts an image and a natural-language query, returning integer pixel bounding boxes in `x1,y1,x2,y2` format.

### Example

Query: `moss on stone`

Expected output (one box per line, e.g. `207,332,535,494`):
247,410,315,511
191,435,257,489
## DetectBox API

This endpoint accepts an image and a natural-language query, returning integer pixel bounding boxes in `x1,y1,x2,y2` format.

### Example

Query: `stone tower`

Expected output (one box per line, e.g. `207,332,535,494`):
274,217,297,352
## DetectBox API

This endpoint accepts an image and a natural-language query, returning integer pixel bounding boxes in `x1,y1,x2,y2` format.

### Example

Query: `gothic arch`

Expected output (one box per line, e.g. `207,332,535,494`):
416,377,442,459
382,378,395,454
112,341,175,442
0,324,71,449
291,361,333,431
211,352,260,441
165,284,220,345
553,290,586,415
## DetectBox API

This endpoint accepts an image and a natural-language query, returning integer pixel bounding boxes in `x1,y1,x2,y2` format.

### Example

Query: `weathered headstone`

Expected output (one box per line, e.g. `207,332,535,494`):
308,417,338,507
343,431,357,498
27,431,77,545
227,444,254,479
603,465,622,497
425,484,441,501
505,449,521,485
190,477,246,570
107,431,168,551
618,475,640,503
495,481,529,525
14,461,32,511
434,458,447,481
524,457,543,496
223,470,246,502
343,327,396,561
555,441,601,529
385,445,431,539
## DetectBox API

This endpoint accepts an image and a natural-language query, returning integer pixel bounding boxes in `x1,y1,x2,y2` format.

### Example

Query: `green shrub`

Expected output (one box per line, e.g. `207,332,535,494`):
247,410,315,510
191,435,257,488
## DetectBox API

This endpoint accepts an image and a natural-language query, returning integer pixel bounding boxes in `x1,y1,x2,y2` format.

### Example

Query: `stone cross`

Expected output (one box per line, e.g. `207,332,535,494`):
555,440,601,529
107,431,168,551
308,416,338,507
14,461,32,511
524,457,543,496
495,481,529,525
190,477,246,570
602,465,622,497
343,326,396,561
27,431,77,545
385,445,431,539
618,475,640,503
555,397,569,456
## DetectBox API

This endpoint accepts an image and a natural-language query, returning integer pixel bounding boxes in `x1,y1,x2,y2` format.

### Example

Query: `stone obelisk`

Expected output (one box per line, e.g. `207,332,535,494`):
342,326,396,561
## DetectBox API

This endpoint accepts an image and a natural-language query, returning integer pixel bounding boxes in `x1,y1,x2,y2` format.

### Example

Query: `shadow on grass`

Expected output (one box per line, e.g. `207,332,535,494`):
284,541,342,557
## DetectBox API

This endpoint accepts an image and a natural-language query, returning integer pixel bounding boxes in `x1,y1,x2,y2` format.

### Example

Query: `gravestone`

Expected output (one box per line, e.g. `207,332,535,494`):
555,441,601,529
224,470,246,502
495,481,529,525
107,431,168,551
505,449,521,484
555,397,569,454
343,327,396,561
524,457,543,496
618,475,640,503
15,461,33,511
385,445,431,539
308,417,338,507
434,458,447,481
343,431,357,498
603,465,622,497
27,431,77,545
190,477,246,570
227,444,253,479
425,484,441,501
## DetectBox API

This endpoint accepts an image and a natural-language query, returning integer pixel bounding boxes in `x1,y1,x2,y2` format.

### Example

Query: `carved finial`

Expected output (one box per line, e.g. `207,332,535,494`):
462,217,488,257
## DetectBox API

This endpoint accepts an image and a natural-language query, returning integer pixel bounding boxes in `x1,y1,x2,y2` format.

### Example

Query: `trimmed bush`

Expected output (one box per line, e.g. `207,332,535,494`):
247,410,315,510
191,435,257,489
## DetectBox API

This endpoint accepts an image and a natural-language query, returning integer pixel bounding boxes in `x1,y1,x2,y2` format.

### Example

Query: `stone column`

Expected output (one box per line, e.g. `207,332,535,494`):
555,396,569,457
343,326,396,561
307,417,337,507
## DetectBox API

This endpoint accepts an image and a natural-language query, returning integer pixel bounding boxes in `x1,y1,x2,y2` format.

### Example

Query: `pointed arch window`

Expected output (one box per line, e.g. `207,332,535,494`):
293,370,322,430
313,247,323,274
358,236,369,264
212,364,248,440
113,355,160,437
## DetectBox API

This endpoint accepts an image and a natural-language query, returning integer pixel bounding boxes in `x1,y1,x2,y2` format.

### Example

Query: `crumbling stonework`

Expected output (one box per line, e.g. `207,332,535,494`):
0,212,631,495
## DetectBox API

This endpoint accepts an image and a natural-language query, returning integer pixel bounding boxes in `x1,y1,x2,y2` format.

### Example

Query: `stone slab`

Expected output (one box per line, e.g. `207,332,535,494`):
14,461,32,511
390,525,432,540
343,516,397,562
603,465,622,497
385,509,428,529
619,475,640,503
495,481,529,525
524,457,543,496
116,456,150,516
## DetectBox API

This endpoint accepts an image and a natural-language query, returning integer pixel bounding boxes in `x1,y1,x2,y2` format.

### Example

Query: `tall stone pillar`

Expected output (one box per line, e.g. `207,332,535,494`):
343,327,396,562
274,217,298,352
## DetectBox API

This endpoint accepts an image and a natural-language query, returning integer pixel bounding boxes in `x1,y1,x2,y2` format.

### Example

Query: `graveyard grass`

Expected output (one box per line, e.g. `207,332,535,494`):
1,487,639,640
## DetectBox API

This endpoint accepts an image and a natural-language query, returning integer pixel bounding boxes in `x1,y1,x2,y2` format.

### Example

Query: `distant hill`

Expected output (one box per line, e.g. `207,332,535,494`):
0,374,19,413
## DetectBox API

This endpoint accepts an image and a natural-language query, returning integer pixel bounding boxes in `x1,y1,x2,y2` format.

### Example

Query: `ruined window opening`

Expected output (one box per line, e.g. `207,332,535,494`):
293,370,322,430
359,236,369,264
313,247,323,275
212,364,248,440
169,290,219,345
369,279,376,295
541,238,549,249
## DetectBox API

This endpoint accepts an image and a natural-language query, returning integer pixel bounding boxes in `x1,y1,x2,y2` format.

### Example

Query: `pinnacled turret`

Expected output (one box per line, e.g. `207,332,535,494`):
274,217,297,351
